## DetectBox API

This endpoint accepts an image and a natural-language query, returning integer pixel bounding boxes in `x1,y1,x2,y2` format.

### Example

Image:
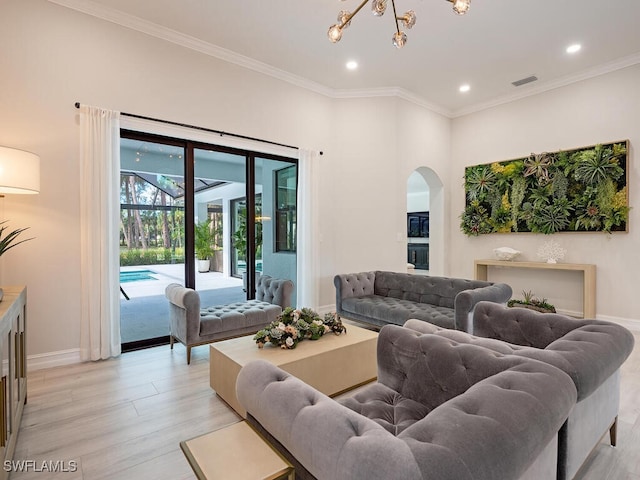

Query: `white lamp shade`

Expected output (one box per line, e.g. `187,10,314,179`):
0,146,40,194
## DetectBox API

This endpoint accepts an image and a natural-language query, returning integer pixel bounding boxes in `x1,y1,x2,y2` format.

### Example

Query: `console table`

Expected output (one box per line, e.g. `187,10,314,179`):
0,286,27,480
474,260,596,318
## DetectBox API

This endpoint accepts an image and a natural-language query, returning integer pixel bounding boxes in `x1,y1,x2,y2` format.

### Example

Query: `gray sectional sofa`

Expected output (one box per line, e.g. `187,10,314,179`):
237,324,577,480
334,270,512,331
404,301,635,480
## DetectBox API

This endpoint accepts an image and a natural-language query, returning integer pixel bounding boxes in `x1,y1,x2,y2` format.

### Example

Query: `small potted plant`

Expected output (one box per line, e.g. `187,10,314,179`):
194,220,215,273
0,221,33,301
508,290,556,313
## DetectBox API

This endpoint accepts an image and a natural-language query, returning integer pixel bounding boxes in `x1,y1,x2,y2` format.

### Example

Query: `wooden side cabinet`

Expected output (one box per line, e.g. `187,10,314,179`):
0,286,27,479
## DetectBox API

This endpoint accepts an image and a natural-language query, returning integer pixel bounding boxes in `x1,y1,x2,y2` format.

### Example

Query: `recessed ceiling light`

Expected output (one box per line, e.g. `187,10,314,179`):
346,60,358,70
459,84,471,93
566,44,581,54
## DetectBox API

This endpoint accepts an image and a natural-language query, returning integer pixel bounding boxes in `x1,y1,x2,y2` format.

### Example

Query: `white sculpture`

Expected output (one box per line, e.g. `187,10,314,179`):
537,240,566,264
493,247,520,261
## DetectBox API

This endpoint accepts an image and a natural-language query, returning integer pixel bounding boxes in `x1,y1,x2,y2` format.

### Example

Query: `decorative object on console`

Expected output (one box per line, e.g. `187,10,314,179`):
508,290,556,313
328,0,470,49
537,240,566,264
254,307,346,349
493,246,520,261
461,141,629,235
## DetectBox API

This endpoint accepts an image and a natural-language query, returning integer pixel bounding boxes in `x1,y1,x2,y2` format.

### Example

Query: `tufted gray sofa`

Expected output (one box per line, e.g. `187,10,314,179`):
334,271,512,331
165,274,293,364
237,324,577,480
404,301,635,480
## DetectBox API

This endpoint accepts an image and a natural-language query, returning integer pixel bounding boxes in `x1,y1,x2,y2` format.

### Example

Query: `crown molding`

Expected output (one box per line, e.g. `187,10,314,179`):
47,0,640,121
47,0,334,98
451,52,640,118
332,87,453,117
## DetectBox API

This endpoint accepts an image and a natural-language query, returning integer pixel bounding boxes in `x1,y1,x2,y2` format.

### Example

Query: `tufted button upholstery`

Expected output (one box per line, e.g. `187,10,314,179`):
237,325,576,480
199,300,282,336
165,274,294,364
404,303,635,480
334,271,512,331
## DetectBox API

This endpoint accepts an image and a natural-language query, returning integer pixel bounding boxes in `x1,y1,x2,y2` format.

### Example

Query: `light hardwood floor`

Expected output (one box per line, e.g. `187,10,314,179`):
14,331,640,480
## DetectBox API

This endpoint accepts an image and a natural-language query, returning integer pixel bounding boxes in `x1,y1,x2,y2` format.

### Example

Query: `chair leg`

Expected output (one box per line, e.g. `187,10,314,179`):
170,335,174,350
187,346,192,365
609,416,618,447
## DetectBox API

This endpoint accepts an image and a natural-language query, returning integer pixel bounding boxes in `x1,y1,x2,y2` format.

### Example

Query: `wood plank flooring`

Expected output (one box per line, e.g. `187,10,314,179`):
13,331,640,479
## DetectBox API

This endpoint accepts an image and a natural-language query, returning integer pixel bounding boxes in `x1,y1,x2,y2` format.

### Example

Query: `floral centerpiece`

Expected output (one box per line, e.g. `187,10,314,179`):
254,307,346,349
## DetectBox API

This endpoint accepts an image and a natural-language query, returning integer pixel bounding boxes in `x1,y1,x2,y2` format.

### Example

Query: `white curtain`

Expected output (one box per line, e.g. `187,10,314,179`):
296,149,320,309
79,106,121,361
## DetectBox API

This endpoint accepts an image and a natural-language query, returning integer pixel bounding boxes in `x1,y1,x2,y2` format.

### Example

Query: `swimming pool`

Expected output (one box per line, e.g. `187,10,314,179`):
120,269,157,283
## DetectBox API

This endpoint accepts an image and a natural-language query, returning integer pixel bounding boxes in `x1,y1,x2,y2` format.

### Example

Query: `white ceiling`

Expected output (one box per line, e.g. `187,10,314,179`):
52,0,640,117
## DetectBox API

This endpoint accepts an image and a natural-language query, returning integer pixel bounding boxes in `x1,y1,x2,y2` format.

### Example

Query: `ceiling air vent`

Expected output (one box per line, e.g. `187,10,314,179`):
512,75,538,87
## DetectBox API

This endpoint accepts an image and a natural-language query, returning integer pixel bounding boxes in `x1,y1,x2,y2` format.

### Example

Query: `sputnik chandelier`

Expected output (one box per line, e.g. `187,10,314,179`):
328,0,471,48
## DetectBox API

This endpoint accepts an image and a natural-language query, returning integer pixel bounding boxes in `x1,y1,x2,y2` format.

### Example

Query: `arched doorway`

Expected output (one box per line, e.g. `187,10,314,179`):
406,167,444,275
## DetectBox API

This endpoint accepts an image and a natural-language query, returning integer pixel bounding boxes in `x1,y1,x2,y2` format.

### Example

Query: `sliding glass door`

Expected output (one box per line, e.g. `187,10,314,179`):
119,134,186,349
119,131,298,350
193,147,246,306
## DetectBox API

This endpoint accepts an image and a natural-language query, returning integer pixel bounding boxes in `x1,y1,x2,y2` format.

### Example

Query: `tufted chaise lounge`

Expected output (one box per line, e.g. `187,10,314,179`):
404,301,635,480
334,270,512,331
237,324,576,480
165,275,293,364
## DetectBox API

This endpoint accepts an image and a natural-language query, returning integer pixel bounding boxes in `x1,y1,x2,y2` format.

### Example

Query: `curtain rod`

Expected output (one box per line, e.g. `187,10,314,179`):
74,102,323,155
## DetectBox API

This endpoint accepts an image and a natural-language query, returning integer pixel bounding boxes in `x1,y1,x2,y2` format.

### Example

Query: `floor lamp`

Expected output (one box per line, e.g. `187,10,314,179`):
0,146,40,300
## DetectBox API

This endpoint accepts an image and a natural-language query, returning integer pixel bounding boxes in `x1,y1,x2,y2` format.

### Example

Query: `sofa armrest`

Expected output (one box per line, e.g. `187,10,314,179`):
454,282,512,332
402,318,442,334
165,283,201,343
334,272,376,313
256,275,294,308
236,360,423,480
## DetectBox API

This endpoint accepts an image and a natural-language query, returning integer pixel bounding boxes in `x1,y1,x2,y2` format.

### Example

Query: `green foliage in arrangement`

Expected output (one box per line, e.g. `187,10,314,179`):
461,141,629,235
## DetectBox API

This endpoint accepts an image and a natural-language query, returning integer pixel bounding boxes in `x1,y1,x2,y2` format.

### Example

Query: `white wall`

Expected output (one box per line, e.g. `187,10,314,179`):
407,171,430,213
450,65,640,320
397,100,451,276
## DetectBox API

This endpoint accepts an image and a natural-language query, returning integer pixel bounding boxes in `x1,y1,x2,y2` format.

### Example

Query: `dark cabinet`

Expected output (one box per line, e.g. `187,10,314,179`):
407,212,429,238
408,244,429,270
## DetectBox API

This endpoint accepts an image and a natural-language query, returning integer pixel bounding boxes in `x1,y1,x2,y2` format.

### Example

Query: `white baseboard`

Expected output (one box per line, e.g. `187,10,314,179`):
27,348,82,372
596,315,640,332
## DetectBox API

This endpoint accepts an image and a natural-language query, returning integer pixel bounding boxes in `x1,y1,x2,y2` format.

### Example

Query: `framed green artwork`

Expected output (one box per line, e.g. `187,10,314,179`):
460,141,629,235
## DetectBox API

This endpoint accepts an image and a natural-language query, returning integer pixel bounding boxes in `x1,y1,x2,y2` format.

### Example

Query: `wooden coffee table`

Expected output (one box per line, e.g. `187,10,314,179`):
210,324,378,417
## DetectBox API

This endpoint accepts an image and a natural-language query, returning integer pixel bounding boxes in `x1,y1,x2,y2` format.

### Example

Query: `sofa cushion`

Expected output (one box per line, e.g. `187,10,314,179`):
377,325,557,411
373,271,493,309
199,300,281,336
339,383,430,435
341,296,455,328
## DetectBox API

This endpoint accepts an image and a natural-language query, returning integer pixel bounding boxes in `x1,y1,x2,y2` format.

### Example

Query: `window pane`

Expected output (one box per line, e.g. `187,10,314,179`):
275,165,297,252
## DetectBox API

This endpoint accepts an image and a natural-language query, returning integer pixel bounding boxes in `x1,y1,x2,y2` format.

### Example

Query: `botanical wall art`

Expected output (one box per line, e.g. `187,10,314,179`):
460,141,629,235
